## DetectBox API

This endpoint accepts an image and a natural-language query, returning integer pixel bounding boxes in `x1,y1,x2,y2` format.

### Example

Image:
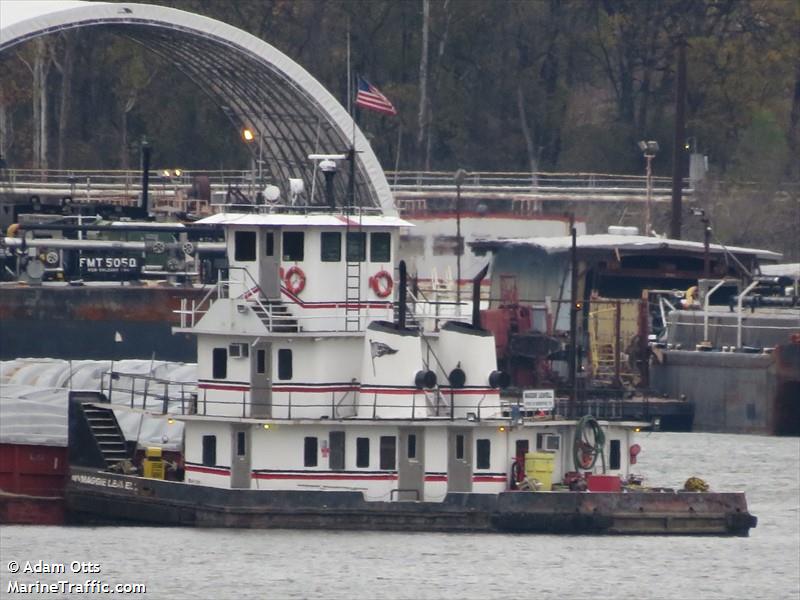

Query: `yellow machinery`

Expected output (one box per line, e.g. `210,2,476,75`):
142,447,165,479
525,451,555,491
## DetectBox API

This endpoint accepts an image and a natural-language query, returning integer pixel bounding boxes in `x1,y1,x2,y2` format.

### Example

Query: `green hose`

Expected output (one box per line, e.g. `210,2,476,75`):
573,415,606,473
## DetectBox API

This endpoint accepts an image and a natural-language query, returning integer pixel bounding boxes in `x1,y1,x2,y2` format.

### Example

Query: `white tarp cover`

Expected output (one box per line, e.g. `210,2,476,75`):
0,385,69,447
1,359,196,451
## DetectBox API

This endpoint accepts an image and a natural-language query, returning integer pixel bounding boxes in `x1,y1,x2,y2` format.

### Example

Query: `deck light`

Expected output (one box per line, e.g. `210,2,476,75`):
263,423,271,430
167,418,175,425
242,128,255,142
498,426,506,432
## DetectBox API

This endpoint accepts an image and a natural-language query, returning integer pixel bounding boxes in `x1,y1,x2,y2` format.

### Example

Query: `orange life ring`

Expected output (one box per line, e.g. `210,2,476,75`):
284,266,306,295
370,270,393,298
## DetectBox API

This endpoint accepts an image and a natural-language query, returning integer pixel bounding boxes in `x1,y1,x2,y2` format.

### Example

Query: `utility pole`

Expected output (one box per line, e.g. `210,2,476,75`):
670,39,687,239
569,215,579,413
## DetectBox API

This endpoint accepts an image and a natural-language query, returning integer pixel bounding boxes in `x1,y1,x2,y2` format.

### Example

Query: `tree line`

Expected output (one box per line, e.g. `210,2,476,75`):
0,0,797,255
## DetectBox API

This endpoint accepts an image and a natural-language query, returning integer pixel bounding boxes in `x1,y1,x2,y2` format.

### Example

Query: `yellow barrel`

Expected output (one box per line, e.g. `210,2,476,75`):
524,451,555,491
143,447,165,479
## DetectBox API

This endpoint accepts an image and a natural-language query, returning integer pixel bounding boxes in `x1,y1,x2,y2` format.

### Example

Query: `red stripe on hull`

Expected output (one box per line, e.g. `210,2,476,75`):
253,473,398,481
185,465,231,476
198,384,250,392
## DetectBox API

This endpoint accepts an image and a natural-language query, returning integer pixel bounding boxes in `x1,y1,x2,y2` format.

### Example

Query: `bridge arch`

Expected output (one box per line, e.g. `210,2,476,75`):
0,1,395,215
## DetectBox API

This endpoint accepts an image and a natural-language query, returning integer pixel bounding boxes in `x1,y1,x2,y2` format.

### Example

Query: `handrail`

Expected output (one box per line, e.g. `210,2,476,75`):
736,280,761,349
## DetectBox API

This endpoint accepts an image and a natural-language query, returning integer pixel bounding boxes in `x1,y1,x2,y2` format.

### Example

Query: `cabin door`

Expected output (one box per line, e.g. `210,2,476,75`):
250,342,272,418
230,425,252,489
447,428,473,493
259,230,280,299
397,428,425,501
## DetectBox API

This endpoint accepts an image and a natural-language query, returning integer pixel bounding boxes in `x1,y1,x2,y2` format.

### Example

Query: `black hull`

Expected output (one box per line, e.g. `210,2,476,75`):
66,468,757,536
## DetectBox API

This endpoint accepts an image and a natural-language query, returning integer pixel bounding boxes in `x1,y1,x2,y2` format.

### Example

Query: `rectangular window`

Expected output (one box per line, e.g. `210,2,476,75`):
370,232,391,263
407,434,417,460
433,235,463,256
278,349,292,380
202,435,216,467
610,439,621,470
256,349,266,374
346,232,366,262
476,439,491,469
236,431,246,457
304,437,318,467
456,434,465,460
265,232,274,256
234,231,256,261
400,235,425,257
356,437,370,468
329,431,345,470
282,231,304,261
321,232,342,262
379,436,396,470
212,348,227,379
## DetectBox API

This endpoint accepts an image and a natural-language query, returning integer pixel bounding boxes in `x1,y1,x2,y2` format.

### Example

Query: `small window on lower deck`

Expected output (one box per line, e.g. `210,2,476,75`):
455,434,465,460
278,349,292,380
380,436,396,470
610,439,621,470
356,437,370,468
304,437,318,467
476,439,491,469
236,431,246,456
202,435,216,466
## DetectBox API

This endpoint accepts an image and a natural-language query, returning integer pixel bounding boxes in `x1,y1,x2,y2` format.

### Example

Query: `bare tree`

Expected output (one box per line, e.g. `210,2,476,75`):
416,0,430,170
18,38,53,171
52,31,76,170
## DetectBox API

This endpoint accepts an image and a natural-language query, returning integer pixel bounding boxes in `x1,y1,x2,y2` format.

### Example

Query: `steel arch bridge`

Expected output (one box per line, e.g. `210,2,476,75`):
0,1,396,215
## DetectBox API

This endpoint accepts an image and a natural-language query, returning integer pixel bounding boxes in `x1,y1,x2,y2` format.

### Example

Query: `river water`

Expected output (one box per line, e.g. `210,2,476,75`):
1,432,798,600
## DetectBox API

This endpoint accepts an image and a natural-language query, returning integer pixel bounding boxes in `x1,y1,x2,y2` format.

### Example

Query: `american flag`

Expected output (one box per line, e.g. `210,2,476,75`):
355,76,397,116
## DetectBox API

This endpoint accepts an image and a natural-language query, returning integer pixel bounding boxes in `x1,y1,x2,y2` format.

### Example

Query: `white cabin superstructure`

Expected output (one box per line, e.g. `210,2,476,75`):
173,204,637,502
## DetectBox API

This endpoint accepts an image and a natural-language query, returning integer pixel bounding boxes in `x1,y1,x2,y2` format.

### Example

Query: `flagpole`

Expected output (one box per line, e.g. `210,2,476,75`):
346,16,352,116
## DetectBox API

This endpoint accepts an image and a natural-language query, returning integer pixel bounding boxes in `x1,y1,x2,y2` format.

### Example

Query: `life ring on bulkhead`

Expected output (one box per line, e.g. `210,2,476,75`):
284,266,306,295
370,270,394,298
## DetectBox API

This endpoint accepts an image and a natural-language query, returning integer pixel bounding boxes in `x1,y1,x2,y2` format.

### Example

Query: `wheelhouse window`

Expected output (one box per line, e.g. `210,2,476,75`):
346,232,366,262
370,232,391,263
202,435,216,466
278,349,292,380
329,431,345,471
321,232,341,262
283,232,305,261
379,436,396,470
356,437,370,468
212,348,227,379
304,437,318,467
476,439,491,469
234,231,256,261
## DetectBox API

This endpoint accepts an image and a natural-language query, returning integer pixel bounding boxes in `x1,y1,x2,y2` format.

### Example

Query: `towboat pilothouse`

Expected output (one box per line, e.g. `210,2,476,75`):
65,187,757,535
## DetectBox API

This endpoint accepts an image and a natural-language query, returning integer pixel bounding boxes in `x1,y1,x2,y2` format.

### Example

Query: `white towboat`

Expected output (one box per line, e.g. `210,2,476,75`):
65,174,757,535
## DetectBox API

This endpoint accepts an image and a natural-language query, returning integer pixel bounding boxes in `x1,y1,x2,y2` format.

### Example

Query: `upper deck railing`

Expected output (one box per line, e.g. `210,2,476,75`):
0,168,691,212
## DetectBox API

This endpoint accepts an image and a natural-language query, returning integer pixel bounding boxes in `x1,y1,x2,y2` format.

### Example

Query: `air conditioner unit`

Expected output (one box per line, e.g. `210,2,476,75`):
229,343,249,358
543,434,560,451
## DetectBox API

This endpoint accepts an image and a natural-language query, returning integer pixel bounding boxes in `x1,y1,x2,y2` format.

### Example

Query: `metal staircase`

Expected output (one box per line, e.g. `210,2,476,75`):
345,261,361,331
81,404,130,468
250,299,300,333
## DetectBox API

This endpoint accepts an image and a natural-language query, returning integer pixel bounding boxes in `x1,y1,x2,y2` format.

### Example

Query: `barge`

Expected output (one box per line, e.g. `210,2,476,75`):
63,183,757,536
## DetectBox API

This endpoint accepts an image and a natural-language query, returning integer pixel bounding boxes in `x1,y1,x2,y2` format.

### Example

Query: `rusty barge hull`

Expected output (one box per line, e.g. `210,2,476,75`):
66,468,756,536
0,285,205,361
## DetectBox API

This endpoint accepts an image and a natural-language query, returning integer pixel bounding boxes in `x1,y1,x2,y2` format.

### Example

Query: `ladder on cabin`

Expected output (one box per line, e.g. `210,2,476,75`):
345,261,362,331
